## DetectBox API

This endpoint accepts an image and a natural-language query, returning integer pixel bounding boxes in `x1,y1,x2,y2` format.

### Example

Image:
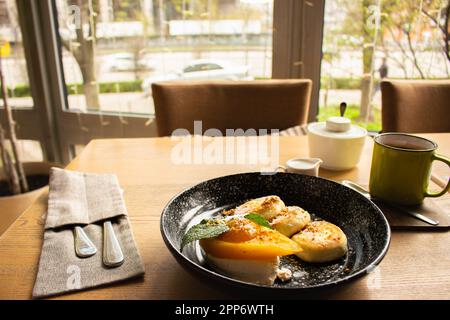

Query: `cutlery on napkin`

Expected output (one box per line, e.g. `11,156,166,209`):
74,222,124,268
33,168,144,298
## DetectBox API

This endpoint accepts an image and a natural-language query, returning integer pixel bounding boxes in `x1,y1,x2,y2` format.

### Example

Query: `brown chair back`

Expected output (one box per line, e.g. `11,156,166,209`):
152,80,312,136
381,80,450,133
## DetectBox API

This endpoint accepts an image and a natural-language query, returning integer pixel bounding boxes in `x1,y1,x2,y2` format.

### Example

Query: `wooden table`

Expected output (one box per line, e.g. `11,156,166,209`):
0,134,449,299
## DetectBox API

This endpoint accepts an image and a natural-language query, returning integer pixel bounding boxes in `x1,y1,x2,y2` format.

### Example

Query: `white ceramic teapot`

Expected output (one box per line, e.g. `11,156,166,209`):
307,104,367,171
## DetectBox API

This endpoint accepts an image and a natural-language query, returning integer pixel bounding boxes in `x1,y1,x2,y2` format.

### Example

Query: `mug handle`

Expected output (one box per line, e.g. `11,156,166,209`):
424,153,450,198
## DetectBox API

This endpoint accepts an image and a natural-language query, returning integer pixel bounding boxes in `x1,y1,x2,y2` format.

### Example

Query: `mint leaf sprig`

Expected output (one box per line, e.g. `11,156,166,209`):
180,213,272,251
244,213,272,228
180,220,229,251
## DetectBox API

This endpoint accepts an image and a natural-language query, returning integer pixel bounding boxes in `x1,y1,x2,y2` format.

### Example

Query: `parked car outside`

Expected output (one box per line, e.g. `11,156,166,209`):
141,59,253,95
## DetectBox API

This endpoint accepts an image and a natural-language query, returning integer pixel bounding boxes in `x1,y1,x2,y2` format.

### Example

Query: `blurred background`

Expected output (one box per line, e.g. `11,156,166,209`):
0,0,449,162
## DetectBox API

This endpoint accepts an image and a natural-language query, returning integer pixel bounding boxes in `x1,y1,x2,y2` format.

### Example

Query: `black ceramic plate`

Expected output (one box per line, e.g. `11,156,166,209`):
161,172,391,291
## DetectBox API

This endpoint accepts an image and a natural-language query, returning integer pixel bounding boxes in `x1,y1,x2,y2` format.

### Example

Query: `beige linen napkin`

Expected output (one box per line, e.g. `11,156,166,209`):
32,168,145,298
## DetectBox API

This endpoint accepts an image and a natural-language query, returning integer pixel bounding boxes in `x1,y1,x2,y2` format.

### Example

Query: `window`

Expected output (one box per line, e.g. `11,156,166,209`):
0,0,32,109
319,0,450,132
55,0,274,116
0,1,45,162
7,0,316,163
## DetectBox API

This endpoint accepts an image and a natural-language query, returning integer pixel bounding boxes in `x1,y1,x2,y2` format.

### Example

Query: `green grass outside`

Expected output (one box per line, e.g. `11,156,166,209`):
320,77,364,90
65,80,143,95
4,76,447,98
320,76,449,90
0,80,145,99
318,104,381,132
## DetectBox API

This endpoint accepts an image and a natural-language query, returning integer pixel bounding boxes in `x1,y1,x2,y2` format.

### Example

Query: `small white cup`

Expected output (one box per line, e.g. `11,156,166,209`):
278,158,323,177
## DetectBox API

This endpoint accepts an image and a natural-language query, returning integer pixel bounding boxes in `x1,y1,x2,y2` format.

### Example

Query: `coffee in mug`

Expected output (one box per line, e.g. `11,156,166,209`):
369,133,450,206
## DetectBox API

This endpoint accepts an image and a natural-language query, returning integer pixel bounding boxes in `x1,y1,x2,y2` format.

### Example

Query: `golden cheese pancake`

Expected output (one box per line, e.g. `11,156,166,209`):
201,218,302,260
270,206,311,237
226,196,286,220
200,218,302,285
292,220,347,263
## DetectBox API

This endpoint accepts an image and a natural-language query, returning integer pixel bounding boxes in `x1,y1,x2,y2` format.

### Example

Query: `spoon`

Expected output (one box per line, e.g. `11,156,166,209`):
340,102,347,117
342,180,439,226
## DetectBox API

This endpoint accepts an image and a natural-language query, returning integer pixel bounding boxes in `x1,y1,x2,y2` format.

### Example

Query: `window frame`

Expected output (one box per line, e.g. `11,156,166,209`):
272,0,325,123
24,0,157,163
11,0,325,164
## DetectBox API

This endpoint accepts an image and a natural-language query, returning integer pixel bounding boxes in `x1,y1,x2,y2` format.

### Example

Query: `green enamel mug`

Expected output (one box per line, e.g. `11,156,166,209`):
369,133,450,206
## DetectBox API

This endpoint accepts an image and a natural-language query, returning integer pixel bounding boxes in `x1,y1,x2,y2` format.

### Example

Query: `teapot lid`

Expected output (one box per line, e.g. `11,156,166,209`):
326,116,351,132
307,102,367,139
307,117,367,139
